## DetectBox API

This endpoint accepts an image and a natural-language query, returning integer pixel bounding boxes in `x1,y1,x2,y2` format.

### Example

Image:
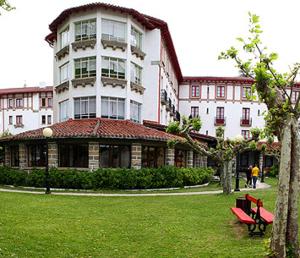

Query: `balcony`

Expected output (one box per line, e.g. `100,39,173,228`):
101,34,127,51
71,77,96,88
71,39,96,51
161,90,168,105
56,45,69,60
240,118,252,127
166,98,172,111
55,81,69,93
174,111,181,122
102,77,127,88
214,117,226,126
131,45,146,60
130,81,145,94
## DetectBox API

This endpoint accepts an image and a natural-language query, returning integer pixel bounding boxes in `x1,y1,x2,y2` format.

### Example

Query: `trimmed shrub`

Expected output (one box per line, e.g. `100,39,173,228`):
0,166,214,190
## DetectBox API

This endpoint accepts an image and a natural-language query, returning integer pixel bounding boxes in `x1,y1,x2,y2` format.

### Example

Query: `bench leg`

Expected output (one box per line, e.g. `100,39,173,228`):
258,223,266,236
247,224,256,236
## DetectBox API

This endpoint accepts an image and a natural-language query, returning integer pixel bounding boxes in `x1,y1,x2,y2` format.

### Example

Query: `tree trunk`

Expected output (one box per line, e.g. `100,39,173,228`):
223,161,232,194
270,117,300,258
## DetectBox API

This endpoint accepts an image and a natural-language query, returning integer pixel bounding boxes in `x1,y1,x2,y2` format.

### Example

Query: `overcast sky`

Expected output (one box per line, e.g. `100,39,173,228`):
1,0,300,88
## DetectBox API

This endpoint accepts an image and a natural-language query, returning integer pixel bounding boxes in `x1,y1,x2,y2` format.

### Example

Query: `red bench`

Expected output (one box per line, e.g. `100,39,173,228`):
231,194,274,236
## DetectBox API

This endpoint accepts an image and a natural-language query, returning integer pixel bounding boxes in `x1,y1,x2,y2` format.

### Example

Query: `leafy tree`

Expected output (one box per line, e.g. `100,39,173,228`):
219,13,300,258
167,117,259,194
0,0,14,13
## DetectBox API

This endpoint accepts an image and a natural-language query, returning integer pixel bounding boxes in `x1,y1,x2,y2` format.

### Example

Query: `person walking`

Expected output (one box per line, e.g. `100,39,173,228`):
245,165,252,188
251,164,260,189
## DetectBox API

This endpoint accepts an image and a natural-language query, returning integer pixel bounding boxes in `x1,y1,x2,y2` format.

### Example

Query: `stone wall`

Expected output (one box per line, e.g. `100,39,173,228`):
89,142,99,170
131,143,142,169
4,146,10,166
166,148,175,166
19,143,27,169
48,142,58,168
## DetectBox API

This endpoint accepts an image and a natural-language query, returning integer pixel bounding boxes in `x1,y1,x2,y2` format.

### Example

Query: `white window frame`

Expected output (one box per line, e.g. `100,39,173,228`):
59,99,69,122
74,96,96,119
101,19,126,42
131,26,142,49
101,56,125,79
130,62,142,85
59,62,69,83
101,97,125,120
130,100,142,123
74,57,96,79
75,19,96,41
60,27,69,49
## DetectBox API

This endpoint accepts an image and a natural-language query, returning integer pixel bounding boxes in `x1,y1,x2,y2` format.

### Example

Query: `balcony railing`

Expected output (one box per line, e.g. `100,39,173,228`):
240,118,252,127
161,90,168,105
214,117,226,126
166,98,172,111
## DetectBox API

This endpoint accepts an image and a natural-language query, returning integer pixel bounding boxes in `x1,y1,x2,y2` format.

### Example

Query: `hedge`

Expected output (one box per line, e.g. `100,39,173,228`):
0,166,214,190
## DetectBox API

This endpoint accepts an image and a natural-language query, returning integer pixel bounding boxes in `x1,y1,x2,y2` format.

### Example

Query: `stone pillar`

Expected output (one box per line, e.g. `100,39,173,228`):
131,143,142,169
48,142,58,168
88,142,99,171
19,143,27,169
166,148,175,166
4,145,10,166
187,150,194,167
259,152,264,177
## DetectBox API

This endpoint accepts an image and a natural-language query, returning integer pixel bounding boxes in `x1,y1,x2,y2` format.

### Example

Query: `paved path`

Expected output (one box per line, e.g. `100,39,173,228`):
0,180,271,197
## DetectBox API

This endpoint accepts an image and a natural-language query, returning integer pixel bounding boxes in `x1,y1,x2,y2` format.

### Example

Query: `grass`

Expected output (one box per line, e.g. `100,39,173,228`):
0,178,279,258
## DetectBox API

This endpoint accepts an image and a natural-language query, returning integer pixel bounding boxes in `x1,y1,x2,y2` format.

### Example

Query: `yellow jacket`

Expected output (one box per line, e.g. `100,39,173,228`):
252,166,259,177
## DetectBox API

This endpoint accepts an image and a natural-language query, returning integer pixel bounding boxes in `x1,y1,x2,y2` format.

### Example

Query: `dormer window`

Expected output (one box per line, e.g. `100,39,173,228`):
131,26,142,49
75,19,96,41
102,19,126,42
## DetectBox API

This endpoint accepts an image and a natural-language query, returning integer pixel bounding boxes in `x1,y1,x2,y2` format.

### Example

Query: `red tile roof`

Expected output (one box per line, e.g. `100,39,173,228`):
0,86,53,95
8,118,185,142
45,2,182,82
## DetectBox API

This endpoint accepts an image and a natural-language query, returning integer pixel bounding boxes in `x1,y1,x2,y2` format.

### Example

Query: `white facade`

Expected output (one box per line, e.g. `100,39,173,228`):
179,78,268,139
51,7,180,126
0,87,53,135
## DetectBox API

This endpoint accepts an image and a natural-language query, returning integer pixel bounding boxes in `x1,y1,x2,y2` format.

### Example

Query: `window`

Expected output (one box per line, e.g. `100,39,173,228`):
48,97,53,108
100,145,131,168
27,144,46,167
75,19,96,41
10,145,19,167
242,86,251,99
242,130,250,139
58,143,88,168
130,100,142,123
216,86,225,98
8,99,13,108
206,108,209,114
41,115,46,125
74,96,96,119
41,98,46,107
131,26,142,49
216,107,224,119
60,28,69,48
59,99,69,122
242,108,250,120
59,62,69,83
130,62,142,84
8,116,12,125
16,115,23,125
47,115,52,125
75,57,96,79
16,98,23,108
142,146,165,168
175,149,187,168
102,19,126,42
101,57,125,79
292,91,300,103
258,109,260,116
191,106,199,118
206,130,208,135
191,85,200,97
101,97,125,120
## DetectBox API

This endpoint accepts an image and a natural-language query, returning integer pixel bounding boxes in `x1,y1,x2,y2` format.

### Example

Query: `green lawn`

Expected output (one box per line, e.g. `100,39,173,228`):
0,178,279,258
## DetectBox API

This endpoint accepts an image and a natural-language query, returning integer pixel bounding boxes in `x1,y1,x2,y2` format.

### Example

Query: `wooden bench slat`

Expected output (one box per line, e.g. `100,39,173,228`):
251,207,274,224
231,207,256,224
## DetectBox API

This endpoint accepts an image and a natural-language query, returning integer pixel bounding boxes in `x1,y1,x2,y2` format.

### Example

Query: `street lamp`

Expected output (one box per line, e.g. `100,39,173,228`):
234,134,244,192
43,127,53,194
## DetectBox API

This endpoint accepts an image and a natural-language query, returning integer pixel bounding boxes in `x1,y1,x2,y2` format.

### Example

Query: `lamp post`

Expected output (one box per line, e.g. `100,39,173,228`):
43,127,53,194
234,134,244,192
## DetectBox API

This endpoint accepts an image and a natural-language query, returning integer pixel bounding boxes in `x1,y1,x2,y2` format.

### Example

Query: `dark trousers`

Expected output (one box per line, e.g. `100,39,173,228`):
246,176,252,185
252,176,258,189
